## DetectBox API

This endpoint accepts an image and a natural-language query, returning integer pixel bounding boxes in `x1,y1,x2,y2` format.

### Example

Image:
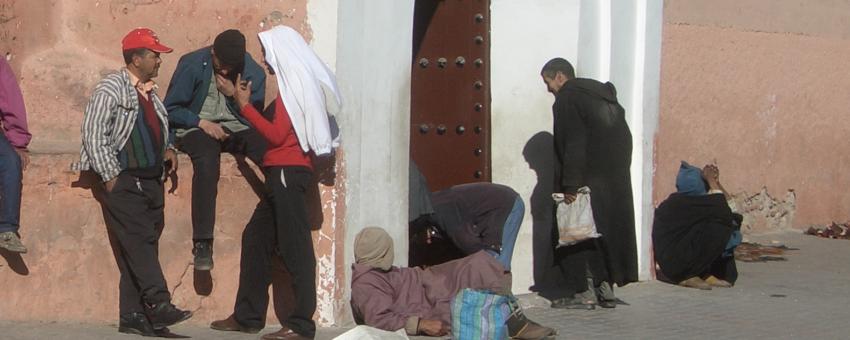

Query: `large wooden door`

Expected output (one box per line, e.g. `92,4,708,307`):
409,0,491,267
410,0,491,192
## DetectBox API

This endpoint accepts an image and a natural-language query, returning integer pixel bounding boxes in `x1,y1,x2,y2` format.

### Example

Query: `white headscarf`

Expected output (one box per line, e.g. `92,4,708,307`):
258,25,342,155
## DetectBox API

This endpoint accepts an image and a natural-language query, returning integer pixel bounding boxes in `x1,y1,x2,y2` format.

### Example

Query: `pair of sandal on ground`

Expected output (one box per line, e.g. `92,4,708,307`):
550,280,627,310
678,275,732,290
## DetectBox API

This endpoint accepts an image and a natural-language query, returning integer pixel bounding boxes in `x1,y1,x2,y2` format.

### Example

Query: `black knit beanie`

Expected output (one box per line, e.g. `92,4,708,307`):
213,29,246,71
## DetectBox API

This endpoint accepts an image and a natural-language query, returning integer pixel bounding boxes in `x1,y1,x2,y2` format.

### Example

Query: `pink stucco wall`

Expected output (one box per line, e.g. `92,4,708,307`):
656,0,850,228
0,0,348,326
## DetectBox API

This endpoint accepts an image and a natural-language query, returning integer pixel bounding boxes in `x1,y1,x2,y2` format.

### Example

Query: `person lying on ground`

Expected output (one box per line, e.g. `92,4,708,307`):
653,161,742,290
350,227,556,339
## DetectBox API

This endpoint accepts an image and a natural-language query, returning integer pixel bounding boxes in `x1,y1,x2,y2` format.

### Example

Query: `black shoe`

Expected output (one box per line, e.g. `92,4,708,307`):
118,312,156,337
193,240,214,271
550,296,596,310
597,299,617,308
146,302,193,330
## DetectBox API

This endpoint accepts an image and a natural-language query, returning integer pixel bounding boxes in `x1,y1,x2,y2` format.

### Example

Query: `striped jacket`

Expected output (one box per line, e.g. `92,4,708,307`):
75,68,171,182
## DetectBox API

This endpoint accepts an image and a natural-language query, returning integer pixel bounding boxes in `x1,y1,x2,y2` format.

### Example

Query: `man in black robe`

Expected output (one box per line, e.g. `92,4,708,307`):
653,162,740,290
541,58,638,309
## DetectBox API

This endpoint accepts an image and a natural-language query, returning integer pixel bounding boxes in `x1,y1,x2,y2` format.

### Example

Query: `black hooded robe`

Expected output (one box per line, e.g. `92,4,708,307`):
653,193,740,284
552,78,638,294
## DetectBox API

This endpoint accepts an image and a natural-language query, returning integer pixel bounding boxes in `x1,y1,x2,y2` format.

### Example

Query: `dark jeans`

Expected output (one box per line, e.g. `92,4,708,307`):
233,166,316,338
100,173,171,315
176,129,266,240
0,133,22,233
556,238,610,296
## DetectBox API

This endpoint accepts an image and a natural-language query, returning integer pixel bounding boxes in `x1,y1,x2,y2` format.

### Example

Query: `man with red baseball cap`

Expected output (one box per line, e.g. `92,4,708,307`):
75,27,191,336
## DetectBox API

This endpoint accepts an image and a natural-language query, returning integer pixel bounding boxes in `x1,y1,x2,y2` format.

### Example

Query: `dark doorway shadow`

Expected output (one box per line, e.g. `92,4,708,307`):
412,0,440,60
0,249,29,275
523,132,567,298
408,226,465,267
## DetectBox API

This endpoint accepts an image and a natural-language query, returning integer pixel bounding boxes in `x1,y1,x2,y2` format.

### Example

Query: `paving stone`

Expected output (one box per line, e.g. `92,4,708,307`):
1,232,848,339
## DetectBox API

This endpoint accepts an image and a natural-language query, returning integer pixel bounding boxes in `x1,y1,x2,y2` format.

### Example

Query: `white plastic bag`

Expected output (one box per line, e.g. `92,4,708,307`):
553,186,601,247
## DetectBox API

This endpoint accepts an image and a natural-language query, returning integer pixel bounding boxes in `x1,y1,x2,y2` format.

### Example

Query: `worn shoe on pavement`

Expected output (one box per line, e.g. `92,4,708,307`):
595,281,618,308
118,312,156,337
210,314,262,334
0,231,27,253
507,299,557,339
704,275,733,288
146,302,193,330
261,327,313,340
678,276,712,290
192,240,214,270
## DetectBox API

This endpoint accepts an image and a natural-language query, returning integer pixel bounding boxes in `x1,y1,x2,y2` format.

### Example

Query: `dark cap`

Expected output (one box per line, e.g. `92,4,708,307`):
213,29,246,68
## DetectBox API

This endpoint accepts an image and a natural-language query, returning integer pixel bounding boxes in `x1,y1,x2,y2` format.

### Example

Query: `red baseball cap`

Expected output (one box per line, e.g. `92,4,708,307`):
122,28,173,53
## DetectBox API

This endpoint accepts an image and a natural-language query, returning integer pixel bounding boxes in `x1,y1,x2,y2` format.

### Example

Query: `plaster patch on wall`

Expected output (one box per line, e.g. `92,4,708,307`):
730,187,796,234
756,94,779,143
314,152,346,327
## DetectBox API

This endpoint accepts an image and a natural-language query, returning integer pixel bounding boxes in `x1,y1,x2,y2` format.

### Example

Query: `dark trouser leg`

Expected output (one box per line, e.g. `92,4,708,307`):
0,133,22,233
177,130,223,240
102,174,171,311
556,240,594,296
233,196,277,329
269,167,316,338
106,228,144,315
225,128,268,166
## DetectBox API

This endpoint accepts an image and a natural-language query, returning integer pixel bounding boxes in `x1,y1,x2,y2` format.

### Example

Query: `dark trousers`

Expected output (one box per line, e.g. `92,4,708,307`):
0,133,22,233
556,238,610,296
233,166,316,338
100,173,171,315
176,129,266,240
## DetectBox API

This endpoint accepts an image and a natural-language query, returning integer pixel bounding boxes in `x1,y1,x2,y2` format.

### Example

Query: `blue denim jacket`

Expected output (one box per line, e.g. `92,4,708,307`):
162,46,266,130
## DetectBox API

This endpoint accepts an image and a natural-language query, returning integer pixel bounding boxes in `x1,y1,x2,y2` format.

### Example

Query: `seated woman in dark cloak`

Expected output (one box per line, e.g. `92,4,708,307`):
653,162,742,290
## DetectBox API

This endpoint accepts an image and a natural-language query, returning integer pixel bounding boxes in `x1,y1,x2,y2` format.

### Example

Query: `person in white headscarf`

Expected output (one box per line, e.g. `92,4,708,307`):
209,25,341,340
259,24,341,156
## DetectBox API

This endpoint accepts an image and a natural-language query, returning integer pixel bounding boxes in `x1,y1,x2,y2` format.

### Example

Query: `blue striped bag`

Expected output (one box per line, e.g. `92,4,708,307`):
451,288,511,340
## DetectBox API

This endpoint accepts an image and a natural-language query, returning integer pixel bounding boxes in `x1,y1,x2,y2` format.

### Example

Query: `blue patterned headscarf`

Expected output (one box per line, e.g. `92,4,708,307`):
676,161,706,196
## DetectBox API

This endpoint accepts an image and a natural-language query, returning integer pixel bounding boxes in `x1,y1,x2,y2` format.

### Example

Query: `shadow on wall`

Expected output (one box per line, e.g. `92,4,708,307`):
0,249,29,275
67,152,335,325
523,131,567,298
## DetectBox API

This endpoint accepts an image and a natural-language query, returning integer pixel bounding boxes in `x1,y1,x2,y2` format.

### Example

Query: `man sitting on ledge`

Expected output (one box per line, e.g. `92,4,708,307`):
350,227,556,339
653,161,742,290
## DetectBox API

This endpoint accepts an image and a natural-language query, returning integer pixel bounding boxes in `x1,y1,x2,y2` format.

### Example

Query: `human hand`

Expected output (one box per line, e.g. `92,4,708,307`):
563,193,577,204
164,148,179,177
214,73,236,97
418,319,450,336
14,148,29,171
702,164,719,182
104,177,118,193
198,119,229,140
234,73,252,110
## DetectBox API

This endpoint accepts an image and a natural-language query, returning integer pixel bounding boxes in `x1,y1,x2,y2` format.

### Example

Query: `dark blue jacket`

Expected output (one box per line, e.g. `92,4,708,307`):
163,46,266,130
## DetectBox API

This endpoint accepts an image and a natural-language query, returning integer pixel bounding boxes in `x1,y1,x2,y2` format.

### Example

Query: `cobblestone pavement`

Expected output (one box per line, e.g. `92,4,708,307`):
1,232,848,339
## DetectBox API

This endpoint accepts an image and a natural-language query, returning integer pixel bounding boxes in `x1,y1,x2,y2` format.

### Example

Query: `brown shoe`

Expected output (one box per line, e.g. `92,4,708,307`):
210,315,261,334
261,327,312,340
507,301,557,339
510,319,557,339
704,275,733,288
678,277,712,290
